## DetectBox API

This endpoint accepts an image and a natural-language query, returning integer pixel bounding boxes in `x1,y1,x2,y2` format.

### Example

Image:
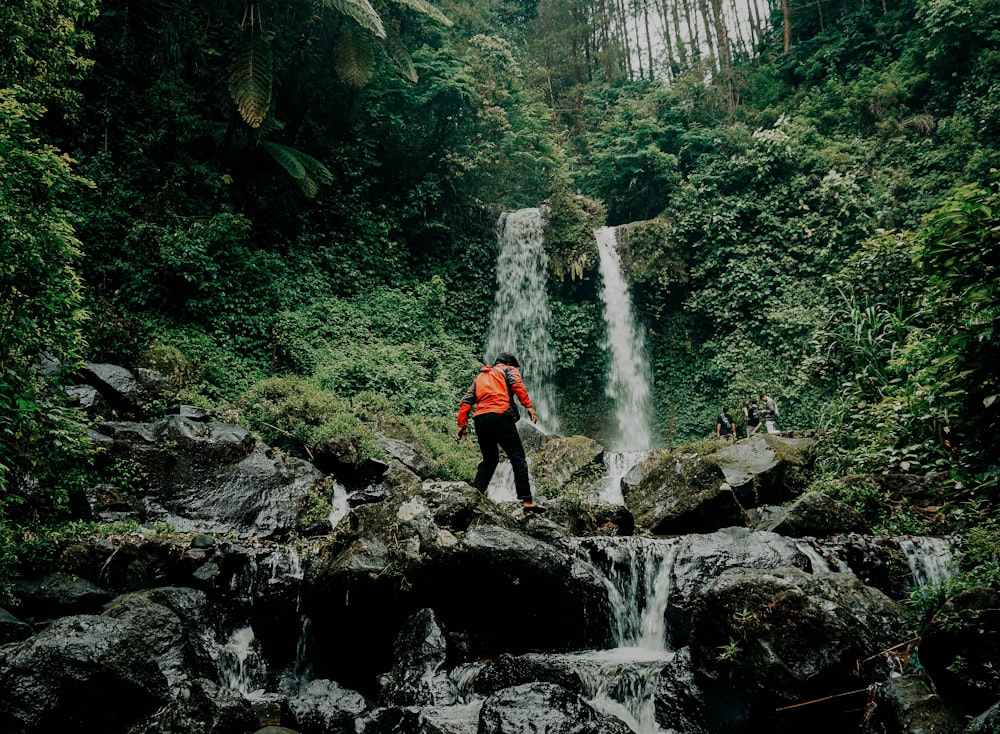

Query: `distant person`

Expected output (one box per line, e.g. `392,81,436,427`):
744,399,762,436
760,393,780,435
457,352,545,513
716,406,736,442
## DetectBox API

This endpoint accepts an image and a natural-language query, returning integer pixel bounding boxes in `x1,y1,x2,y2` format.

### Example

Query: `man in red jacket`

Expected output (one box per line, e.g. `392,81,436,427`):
457,352,545,512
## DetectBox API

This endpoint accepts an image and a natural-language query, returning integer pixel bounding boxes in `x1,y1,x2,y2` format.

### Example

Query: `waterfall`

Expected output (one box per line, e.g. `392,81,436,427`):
898,536,955,588
329,480,350,529
574,537,680,733
218,625,267,696
484,208,560,433
595,226,654,450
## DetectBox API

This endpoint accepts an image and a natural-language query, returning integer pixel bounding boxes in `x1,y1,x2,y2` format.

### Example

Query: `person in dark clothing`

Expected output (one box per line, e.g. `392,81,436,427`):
457,352,544,512
716,406,736,442
744,399,762,436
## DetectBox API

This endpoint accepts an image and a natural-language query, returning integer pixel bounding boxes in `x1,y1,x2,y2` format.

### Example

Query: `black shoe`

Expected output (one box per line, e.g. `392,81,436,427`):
522,501,546,513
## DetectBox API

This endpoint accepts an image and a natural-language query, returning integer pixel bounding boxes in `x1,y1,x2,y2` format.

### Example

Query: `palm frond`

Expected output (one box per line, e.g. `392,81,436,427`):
228,4,273,128
323,0,386,39
389,0,453,27
261,141,334,198
334,25,377,88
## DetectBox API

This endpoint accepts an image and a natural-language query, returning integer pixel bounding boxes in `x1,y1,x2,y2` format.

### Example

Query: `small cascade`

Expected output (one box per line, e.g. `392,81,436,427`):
218,625,268,696
898,536,955,588
329,480,350,529
572,537,681,733
601,450,651,505
595,227,654,450
485,208,560,433
279,615,314,692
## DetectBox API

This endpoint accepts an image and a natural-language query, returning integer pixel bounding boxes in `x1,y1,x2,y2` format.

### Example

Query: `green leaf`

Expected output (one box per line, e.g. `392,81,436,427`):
389,0,453,26
334,25,376,88
322,0,386,38
228,11,273,128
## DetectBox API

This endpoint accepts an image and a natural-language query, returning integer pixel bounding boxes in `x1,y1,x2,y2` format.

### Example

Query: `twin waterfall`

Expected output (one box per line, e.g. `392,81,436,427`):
487,210,654,450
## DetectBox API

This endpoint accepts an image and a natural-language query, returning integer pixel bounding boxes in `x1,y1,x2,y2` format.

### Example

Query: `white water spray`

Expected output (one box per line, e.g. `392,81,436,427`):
595,226,654,450
484,208,560,433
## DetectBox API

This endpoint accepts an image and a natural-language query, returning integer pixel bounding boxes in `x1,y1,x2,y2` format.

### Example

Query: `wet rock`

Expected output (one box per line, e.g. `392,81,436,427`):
810,535,916,600
867,674,966,734
357,705,458,734
624,449,747,534
757,491,871,537
78,362,178,420
10,571,113,622
379,608,458,706
0,608,31,644
287,679,369,734
967,701,1000,734
128,677,259,734
94,415,325,538
528,435,605,497
473,653,584,696
713,434,816,507
688,565,906,732
0,614,172,732
478,682,633,734
653,647,710,734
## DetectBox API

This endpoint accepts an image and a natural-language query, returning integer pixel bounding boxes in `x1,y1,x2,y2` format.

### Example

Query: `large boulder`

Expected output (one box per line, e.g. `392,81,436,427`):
287,678,369,734
10,571,113,622
0,586,226,733
92,415,326,537
378,608,458,706
623,449,747,534
75,362,178,420
756,491,871,537
478,682,633,734
300,485,614,696
688,565,906,732
712,434,816,507
866,674,966,734
528,435,605,497
128,677,259,734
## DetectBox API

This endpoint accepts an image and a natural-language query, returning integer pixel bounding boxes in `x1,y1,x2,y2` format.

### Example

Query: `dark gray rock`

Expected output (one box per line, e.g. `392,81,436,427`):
478,682,632,734
473,653,584,696
966,701,1000,734
80,362,178,420
688,565,906,732
0,607,31,644
623,449,747,534
713,434,816,507
758,491,871,537
93,415,325,538
127,677,259,734
10,571,113,621
866,674,966,734
287,679,369,734
379,608,457,706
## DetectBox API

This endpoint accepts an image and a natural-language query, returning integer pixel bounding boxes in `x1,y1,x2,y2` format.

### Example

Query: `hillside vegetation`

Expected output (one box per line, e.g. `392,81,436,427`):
1,0,997,615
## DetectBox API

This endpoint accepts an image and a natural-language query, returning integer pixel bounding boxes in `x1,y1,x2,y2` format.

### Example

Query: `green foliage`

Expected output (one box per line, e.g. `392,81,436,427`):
237,375,382,461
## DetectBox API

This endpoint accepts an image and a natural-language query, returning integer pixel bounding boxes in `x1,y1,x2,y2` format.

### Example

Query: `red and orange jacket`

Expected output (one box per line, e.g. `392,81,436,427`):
457,363,533,428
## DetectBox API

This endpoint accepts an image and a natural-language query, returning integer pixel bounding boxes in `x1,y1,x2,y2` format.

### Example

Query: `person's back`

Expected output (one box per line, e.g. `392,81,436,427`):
457,353,543,512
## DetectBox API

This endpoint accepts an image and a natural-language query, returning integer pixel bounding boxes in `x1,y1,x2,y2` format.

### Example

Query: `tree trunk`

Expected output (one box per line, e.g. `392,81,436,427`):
783,0,791,53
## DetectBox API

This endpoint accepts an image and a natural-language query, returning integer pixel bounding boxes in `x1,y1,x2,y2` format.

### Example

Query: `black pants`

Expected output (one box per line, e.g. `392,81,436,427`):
472,412,532,502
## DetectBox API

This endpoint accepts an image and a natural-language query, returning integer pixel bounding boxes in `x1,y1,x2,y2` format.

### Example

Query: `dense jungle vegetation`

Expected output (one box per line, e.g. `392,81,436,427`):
1,0,998,629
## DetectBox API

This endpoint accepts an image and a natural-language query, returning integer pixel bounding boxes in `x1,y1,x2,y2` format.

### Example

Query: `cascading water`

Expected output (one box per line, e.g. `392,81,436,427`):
571,537,681,733
595,226,654,452
484,208,560,434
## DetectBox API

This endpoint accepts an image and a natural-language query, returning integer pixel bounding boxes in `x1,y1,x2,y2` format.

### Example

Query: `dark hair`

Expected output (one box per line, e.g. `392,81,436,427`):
494,353,520,369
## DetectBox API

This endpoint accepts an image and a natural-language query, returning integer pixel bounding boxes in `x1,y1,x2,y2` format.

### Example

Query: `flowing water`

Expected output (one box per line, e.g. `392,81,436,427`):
572,537,682,732
595,226,654,450
484,208,560,434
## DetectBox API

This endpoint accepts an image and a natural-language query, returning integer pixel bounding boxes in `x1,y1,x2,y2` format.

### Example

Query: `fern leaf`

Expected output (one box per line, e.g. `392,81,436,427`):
334,25,376,88
323,0,386,39
383,25,418,83
228,8,273,128
389,0,453,27
261,141,334,198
